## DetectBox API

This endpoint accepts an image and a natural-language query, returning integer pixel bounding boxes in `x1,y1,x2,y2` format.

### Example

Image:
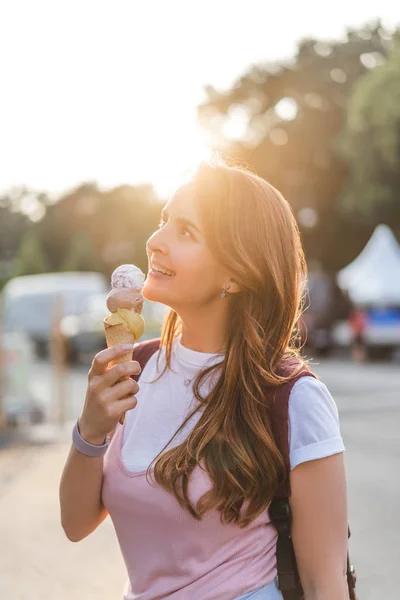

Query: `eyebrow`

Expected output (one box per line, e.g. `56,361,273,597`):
161,209,202,235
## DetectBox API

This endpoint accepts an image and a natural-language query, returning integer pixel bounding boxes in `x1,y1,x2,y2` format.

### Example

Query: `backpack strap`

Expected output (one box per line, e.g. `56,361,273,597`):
130,337,162,382
268,359,357,599
268,362,316,599
270,362,317,500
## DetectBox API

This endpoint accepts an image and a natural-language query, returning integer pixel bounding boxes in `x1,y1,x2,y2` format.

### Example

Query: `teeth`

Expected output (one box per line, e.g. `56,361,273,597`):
153,265,174,276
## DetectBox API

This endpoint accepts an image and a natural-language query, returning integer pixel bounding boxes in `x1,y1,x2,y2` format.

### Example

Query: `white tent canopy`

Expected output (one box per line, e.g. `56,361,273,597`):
337,224,400,305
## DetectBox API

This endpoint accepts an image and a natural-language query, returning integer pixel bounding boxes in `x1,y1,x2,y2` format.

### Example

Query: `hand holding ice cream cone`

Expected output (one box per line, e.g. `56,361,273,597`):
103,264,146,424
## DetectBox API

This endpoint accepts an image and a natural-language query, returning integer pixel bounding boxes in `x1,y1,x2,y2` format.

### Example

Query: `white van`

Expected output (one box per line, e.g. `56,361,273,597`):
0,272,108,357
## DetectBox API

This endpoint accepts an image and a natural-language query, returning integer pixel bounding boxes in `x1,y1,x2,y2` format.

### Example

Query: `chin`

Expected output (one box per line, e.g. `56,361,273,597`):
142,281,171,306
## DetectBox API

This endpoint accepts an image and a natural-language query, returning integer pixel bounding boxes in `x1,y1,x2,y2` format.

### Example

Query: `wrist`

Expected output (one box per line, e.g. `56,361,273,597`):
73,418,110,458
77,417,107,446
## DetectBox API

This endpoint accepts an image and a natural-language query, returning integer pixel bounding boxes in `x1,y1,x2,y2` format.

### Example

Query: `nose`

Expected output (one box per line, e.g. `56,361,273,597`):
146,228,169,261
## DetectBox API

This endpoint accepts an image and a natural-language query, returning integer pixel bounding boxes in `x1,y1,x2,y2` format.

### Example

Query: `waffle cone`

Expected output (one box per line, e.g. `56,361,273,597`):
103,320,136,425
103,321,136,364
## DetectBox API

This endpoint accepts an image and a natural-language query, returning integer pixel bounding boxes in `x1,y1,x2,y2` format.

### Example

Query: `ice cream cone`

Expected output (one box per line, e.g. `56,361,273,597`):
103,264,146,426
103,319,136,424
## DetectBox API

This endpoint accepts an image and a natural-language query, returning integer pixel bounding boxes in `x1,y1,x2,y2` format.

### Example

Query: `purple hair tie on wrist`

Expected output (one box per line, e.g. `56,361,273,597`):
72,419,111,457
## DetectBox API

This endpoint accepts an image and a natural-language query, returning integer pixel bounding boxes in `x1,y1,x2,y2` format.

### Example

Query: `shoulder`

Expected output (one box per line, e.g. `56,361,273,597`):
288,376,345,471
289,376,339,421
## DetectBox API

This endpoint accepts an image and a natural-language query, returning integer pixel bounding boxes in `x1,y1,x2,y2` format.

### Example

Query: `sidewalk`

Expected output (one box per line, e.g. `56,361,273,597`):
0,423,128,600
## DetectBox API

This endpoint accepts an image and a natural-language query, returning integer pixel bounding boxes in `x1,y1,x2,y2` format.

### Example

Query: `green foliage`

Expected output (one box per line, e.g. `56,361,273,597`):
198,21,398,269
337,43,400,220
14,230,49,276
0,203,31,269
61,232,103,272
12,182,163,277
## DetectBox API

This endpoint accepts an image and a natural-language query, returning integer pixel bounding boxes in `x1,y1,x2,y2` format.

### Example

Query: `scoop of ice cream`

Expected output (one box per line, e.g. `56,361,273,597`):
104,308,145,340
106,288,144,314
107,263,145,313
111,264,145,290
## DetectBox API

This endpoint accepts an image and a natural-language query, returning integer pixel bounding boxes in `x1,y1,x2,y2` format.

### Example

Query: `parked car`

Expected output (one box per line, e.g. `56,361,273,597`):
61,293,108,364
61,293,168,364
355,305,400,360
0,272,108,358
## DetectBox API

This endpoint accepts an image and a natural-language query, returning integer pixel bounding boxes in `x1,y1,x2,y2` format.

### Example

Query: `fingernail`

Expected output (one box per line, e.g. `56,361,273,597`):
122,344,135,350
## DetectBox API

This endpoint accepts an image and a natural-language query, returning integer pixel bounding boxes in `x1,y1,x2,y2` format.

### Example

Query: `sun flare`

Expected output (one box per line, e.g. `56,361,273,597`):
150,125,214,199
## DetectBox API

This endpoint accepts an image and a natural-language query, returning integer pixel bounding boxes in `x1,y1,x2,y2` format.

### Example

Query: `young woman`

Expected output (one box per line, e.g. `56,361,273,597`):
60,160,349,599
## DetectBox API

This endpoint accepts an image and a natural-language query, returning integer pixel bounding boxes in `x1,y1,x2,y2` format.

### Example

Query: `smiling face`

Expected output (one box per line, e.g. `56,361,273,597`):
142,183,230,312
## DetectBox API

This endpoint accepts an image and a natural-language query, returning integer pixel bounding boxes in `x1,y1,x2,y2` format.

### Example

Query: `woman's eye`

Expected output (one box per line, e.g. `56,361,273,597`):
180,226,192,238
157,218,192,238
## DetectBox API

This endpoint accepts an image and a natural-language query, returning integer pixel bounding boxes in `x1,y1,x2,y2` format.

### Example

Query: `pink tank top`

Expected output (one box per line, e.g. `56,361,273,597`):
102,420,279,599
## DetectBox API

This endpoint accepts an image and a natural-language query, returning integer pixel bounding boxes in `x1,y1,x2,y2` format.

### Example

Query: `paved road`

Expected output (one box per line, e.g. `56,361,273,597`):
313,358,400,598
0,355,399,599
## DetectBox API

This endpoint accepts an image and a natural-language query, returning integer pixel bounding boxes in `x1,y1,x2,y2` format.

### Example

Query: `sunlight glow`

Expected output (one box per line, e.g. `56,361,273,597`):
0,1,398,198
222,106,251,141
274,98,298,121
149,126,214,199
270,128,289,145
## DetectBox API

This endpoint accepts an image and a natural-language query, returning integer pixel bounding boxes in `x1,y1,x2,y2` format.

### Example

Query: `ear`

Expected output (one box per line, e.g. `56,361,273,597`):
225,276,241,294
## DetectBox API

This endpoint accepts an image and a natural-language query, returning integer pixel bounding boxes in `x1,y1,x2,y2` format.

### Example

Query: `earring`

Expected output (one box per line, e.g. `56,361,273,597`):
220,283,230,299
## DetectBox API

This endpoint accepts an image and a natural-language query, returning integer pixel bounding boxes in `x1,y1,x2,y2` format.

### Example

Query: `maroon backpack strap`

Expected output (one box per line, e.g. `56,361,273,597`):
130,337,161,382
268,359,357,600
268,360,317,599
270,360,317,499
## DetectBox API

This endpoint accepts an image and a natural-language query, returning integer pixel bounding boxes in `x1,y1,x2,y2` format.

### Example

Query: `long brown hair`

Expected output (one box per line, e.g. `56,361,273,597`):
145,158,309,528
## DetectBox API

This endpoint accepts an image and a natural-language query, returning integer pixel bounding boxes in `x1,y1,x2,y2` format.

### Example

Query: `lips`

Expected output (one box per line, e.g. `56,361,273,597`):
150,262,176,276
150,268,175,278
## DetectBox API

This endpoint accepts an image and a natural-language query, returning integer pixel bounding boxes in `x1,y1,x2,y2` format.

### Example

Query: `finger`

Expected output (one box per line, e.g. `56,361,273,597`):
108,377,139,400
112,395,138,419
89,344,136,377
102,360,141,388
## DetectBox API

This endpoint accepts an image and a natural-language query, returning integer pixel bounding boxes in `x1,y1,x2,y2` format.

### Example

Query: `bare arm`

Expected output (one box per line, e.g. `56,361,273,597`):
289,453,349,600
59,429,109,542
59,344,141,543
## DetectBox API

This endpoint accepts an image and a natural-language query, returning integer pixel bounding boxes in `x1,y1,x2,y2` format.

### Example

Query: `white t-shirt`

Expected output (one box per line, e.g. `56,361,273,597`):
121,334,345,472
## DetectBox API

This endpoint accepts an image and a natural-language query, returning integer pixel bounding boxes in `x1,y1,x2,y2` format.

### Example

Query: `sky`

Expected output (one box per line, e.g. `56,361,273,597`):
0,0,399,209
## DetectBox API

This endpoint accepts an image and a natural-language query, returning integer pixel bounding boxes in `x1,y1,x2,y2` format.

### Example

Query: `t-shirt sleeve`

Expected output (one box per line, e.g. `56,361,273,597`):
288,376,345,471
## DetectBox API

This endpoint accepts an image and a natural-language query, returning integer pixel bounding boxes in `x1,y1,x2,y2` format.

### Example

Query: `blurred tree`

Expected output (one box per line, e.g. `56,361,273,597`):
0,180,163,283
33,183,103,272
99,184,162,277
337,41,400,224
61,232,103,272
14,229,49,276
34,182,162,276
0,198,31,260
198,21,397,270
0,198,32,288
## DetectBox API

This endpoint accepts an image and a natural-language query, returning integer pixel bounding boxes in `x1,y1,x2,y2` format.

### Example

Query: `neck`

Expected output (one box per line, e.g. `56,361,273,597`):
178,299,230,354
